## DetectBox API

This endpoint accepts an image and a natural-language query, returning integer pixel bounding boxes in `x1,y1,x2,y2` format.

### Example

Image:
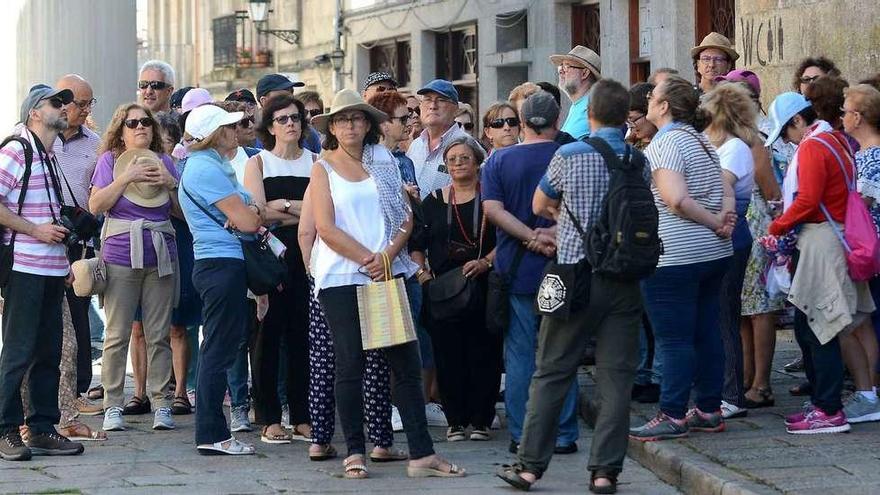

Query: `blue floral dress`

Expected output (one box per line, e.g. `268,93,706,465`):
856,146,880,236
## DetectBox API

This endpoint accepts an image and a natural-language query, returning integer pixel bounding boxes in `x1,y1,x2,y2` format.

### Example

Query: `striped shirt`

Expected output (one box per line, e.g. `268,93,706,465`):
53,125,100,208
406,123,473,199
645,122,732,268
0,128,69,276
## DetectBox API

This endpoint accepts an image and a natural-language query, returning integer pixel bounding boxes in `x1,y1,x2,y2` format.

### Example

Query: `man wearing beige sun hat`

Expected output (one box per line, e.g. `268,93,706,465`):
692,32,740,93
549,45,601,140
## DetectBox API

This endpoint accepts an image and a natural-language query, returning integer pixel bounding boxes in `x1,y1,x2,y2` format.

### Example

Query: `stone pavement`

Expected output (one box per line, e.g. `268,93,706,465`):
0,364,679,495
617,330,880,495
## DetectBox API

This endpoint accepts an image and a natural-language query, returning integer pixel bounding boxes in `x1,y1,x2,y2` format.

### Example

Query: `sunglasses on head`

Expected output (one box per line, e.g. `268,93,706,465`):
307,108,323,118
456,121,474,131
273,113,301,125
123,117,154,129
237,116,255,128
488,117,519,129
138,80,169,91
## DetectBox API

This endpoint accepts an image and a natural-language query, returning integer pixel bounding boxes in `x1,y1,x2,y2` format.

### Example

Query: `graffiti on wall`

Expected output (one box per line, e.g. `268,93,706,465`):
740,16,784,66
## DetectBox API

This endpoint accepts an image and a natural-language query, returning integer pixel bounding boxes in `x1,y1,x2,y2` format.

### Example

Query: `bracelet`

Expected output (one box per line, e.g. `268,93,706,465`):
481,258,493,269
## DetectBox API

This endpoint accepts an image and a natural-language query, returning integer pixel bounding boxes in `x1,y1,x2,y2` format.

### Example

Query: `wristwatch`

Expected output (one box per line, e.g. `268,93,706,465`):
283,200,291,213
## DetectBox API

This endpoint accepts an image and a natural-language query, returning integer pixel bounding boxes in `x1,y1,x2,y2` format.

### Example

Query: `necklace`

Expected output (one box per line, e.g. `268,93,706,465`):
449,184,479,247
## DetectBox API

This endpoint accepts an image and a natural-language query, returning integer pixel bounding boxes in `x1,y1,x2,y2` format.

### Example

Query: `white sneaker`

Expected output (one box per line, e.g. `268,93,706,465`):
153,407,176,430
721,400,748,419
391,406,403,432
102,406,126,431
425,402,448,427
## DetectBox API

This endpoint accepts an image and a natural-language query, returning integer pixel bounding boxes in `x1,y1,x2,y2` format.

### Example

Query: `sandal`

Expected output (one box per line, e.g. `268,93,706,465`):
589,472,618,494
369,447,408,463
171,395,192,415
58,421,107,442
407,458,466,478
260,425,292,444
744,388,775,409
496,463,537,491
122,395,151,415
291,423,312,442
309,444,338,461
87,385,104,401
197,437,255,456
344,454,368,479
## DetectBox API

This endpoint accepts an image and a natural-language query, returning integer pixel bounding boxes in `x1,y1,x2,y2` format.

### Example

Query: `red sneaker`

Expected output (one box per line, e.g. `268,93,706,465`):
786,407,850,435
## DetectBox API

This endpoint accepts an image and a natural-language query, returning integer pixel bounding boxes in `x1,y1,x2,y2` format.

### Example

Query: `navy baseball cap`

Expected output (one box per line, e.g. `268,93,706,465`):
170,86,194,110
225,88,257,105
256,74,305,99
416,79,459,104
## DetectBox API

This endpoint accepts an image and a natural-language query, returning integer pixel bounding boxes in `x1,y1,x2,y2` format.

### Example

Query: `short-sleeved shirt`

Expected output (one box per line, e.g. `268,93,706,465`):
0,129,68,276
407,123,472,199
392,149,417,186
645,122,732,267
54,125,100,208
91,150,179,267
539,127,648,264
717,138,755,200
561,93,591,140
179,148,253,260
481,141,559,295
856,146,880,236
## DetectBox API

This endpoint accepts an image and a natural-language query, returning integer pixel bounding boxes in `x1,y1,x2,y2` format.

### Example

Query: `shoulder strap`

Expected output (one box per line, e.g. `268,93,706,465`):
255,153,264,175
0,137,35,248
181,185,236,237
669,128,715,161
810,134,855,191
584,136,627,171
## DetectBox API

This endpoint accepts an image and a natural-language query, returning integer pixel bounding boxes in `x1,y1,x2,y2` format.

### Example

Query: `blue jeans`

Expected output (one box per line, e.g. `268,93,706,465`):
642,257,730,419
505,294,579,446
89,295,105,344
635,319,662,386
406,275,433,369
227,340,250,408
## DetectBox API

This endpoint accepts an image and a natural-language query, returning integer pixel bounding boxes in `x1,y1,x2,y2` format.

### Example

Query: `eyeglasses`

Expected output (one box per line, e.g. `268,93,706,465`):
332,114,367,126
800,75,822,85
456,121,474,131
840,106,859,116
273,113,301,125
123,117,154,129
237,116,255,128
71,98,97,110
626,114,646,128
446,154,474,164
408,106,421,116
488,117,520,129
560,63,587,72
390,115,410,125
307,108,323,118
699,56,729,65
137,80,170,91
420,96,452,106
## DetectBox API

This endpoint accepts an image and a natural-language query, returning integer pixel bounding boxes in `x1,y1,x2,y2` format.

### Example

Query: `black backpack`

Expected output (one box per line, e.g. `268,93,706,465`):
583,137,661,281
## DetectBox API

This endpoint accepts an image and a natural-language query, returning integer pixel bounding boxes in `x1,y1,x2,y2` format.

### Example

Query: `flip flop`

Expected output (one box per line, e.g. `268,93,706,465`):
261,425,292,444
369,447,408,463
407,461,466,478
291,424,312,442
309,444,338,461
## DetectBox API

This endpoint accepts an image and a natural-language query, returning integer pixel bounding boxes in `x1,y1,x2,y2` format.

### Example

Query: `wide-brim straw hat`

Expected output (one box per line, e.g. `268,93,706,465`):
112,148,169,208
310,89,388,134
691,32,740,62
549,45,602,80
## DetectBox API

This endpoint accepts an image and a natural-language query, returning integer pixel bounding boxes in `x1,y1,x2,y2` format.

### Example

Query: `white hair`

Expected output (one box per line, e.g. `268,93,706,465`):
139,60,175,86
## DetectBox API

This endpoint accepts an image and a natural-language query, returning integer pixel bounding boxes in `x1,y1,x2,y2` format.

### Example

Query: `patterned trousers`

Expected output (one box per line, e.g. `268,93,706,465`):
21,297,79,428
307,279,393,447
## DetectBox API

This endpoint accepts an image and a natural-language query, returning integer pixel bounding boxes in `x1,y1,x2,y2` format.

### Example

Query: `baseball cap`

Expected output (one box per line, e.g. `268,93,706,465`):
185,105,243,142
521,90,560,129
714,69,761,96
764,92,811,147
416,80,459,104
170,86,194,110
256,74,305,99
181,88,213,114
362,71,398,92
225,88,257,105
20,84,74,124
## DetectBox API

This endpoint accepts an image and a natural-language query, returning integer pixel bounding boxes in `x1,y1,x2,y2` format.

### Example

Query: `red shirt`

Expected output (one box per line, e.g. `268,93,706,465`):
769,130,853,236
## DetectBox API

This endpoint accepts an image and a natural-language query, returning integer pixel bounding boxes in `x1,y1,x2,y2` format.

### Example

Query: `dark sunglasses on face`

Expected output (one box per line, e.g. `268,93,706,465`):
45,97,65,109
273,113,301,125
123,117,154,129
237,116,255,128
138,80,169,91
408,106,420,116
307,108,323,118
456,121,474,131
488,117,520,129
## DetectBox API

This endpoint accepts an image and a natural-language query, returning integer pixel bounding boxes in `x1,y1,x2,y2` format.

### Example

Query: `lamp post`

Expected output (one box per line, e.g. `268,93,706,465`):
247,0,300,45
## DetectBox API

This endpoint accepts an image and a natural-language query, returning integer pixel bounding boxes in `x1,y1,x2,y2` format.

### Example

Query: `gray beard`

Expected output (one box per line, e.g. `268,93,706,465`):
563,80,580,97
47,116,69,132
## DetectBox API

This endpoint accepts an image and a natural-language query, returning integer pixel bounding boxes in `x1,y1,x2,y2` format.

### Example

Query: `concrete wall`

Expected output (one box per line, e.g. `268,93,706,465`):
736,0,880,106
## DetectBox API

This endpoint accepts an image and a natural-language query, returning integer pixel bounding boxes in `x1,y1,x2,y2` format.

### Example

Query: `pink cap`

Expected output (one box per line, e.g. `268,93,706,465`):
714,69,761,96
181,88,213,114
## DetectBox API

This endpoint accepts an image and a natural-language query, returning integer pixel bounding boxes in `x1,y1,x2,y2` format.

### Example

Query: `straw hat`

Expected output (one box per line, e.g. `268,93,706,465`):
112,149,169,208
310,89,388,134
549,45,602,80
691,32,740,62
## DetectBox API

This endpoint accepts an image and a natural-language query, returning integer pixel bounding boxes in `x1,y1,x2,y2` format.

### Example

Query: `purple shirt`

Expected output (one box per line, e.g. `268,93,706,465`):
91,150,179,267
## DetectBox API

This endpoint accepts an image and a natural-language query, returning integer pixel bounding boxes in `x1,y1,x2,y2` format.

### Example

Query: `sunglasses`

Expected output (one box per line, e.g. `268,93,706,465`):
456,121,474,131
370,84,396,93
800,75,821,85
237,116,255,128
138,80,169,91
408,106,421,116
488,117,520,129
123,117,154,129
307,108,323,118
699,56,729,65
44,97,65,109
390,115,410,125
273,113,301,125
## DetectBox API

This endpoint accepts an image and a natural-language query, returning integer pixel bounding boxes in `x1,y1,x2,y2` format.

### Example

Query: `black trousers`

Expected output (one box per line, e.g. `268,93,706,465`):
252,273,310,426
66,243,94,394
428,310,501,428
0,271,66,434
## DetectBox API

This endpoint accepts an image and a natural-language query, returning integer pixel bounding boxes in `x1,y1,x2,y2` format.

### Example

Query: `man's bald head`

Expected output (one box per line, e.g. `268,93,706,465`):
56,74,94,129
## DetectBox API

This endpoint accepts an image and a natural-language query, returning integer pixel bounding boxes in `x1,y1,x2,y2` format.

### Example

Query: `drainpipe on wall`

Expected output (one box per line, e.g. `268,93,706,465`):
334,0,343,92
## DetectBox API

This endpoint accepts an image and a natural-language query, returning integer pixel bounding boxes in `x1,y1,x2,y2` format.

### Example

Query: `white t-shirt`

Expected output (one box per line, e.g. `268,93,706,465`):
717,137,754,201
229,146,249,185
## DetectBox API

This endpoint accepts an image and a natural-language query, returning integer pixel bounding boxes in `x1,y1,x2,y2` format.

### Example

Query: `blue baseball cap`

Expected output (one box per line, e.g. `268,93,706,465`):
20,84,74,125
765,92,811,147
416,79,459,104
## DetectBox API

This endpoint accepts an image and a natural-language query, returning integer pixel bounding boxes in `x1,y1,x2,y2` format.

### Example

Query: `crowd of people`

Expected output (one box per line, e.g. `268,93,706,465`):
2,29,880,494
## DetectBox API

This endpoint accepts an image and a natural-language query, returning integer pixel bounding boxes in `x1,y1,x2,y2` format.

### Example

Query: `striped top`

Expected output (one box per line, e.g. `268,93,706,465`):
53,125,100,208
645,122,732,268
0,128,69,276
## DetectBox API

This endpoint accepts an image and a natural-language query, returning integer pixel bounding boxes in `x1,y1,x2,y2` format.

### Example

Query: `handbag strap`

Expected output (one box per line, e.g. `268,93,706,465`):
380,250,391,280
813,134,856,254
446,185,484,260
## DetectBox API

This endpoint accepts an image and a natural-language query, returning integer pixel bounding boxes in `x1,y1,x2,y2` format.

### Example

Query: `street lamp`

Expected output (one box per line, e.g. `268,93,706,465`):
328,49,346,72
247,0,300,45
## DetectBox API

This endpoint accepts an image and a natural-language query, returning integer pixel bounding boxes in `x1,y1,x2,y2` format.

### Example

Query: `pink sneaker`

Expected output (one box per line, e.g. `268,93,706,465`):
784,401,814,426
786,407,851,434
